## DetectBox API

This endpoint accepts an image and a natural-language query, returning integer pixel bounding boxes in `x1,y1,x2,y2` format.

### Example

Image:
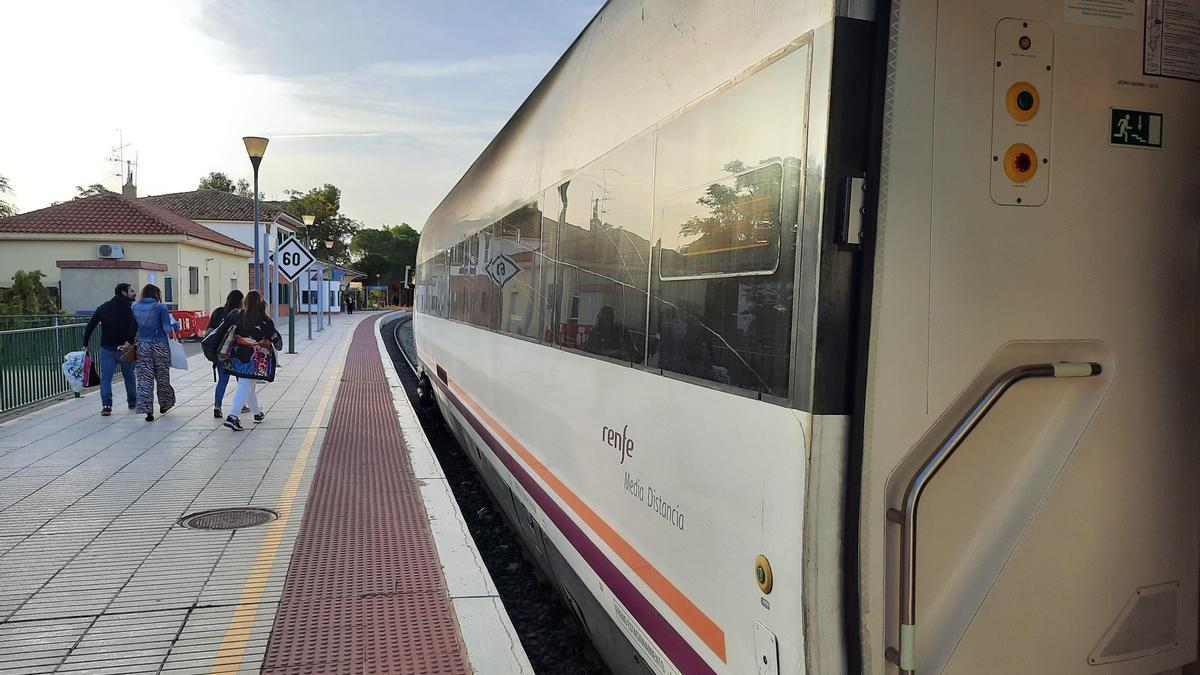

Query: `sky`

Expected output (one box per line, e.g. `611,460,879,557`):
0,0,600,230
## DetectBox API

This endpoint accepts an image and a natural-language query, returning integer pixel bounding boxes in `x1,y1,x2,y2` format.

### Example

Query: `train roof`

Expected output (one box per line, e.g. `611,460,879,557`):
418,0,837,261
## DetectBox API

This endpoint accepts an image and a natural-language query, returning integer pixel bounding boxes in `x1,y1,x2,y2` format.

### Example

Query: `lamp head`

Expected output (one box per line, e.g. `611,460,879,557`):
243,136,269,169
324,240,335,249
303,214,316,226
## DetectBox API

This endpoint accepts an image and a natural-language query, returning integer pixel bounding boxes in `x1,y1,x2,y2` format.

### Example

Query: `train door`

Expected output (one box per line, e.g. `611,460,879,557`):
853,1,1200,673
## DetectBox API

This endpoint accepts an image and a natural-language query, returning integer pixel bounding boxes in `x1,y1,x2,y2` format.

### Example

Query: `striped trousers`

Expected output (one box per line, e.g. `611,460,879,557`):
135,341,176,414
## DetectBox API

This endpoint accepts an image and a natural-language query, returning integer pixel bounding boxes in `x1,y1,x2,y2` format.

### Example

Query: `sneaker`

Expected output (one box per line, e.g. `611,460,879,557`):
242,405,250,413
223,416,243,431
145,413,154,422
101,406,112,416
128,404,136,411
160,404,173,414
213,407,223,419
253,412,266,423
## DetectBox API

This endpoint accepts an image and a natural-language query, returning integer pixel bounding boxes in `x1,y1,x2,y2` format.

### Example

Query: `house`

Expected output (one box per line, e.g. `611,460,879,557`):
141,189,303,303
0,193,253,313
296,260,365,315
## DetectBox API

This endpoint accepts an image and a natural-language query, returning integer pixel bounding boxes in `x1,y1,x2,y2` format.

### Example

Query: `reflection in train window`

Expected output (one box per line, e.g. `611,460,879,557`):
491,203,547,340
548,133,654,362
659,162,783,279
648,45,808,397
415,250,450,319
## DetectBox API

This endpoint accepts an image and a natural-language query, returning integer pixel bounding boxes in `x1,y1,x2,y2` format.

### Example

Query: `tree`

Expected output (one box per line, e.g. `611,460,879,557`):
198,171,235,192
0,174,16,219
235,178,252,198
75,184,111,199
280,184,359,265
0,270,58,315
351,224,420,304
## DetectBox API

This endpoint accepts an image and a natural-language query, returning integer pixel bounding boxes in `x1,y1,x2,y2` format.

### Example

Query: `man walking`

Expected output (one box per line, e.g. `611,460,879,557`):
82,283,138,416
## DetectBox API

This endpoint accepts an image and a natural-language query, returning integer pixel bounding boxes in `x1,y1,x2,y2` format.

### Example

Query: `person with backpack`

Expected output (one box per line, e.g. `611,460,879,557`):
82,282,138,416
131,284,176,422
206,290,244,419
221,290,281,431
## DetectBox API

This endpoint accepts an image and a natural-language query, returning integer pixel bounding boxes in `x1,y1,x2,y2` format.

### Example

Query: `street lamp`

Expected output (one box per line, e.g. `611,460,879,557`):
324,239,335,322
303,215,315,340
243,136,269,292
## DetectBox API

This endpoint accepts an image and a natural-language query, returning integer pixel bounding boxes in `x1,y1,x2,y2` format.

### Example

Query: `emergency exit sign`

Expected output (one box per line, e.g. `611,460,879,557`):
1110,108,1163,148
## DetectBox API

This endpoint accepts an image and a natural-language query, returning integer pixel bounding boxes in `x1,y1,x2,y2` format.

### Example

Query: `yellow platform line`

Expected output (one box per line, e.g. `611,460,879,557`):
208,328,355,674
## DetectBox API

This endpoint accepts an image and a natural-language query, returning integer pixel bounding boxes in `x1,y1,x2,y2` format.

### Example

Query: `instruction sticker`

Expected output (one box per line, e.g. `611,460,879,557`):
1110,108,1164,147
1066,0,1139,30
1145,0,1200,82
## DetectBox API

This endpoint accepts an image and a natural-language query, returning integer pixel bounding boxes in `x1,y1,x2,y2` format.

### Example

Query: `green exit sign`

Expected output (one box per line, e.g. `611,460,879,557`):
1110,108,1163,148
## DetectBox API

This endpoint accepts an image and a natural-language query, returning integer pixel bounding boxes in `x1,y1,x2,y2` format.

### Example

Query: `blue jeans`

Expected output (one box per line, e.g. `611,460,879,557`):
215,366,231,407
99,346,135,408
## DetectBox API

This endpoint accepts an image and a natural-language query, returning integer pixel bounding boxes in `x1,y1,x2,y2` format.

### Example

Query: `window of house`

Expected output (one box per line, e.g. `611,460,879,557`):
188,267,200,294
164,277,175,305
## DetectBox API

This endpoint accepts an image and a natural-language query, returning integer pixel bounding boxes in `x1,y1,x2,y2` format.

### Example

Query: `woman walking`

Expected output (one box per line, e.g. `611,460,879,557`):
208,289,243,419
222,290,281,431
131,284,176,421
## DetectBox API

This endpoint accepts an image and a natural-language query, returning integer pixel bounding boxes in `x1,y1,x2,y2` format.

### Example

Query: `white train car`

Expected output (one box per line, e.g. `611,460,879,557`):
414,1,1200,672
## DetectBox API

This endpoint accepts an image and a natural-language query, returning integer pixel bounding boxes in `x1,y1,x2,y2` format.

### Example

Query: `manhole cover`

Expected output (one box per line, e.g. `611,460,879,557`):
179,507,277,530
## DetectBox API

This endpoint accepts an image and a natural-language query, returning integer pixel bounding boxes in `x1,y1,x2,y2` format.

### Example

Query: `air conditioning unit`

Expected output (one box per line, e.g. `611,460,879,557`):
97,244,125,259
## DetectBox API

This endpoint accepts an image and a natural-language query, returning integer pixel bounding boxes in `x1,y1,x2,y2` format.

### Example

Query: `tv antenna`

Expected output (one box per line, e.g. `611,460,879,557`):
108,130,136,186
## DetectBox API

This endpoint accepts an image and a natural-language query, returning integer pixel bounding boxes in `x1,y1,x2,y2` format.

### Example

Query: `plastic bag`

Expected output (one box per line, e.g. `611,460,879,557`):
169,340,188,370
62,350,87,392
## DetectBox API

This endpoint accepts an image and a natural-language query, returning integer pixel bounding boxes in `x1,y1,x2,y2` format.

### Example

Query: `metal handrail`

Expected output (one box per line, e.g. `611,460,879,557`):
884,361,1102,673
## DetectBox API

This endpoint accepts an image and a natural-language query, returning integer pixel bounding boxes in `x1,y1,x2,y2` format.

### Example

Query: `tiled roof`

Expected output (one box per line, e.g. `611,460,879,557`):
0,193,253,252
57,260,169,271
141,189,298,227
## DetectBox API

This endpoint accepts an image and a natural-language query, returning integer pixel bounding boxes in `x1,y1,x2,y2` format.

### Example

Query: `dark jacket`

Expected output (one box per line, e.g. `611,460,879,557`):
83,296,137,349
229,311,280,362
209,306,231,334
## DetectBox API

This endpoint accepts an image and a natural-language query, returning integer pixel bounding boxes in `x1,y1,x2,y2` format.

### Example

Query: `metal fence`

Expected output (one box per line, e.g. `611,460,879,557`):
0,314,90,331
0,322,99,415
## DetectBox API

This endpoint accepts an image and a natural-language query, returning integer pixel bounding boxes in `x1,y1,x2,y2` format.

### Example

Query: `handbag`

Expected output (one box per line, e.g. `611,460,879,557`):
82,353,100,388
120,343,137,363
169,338,188,370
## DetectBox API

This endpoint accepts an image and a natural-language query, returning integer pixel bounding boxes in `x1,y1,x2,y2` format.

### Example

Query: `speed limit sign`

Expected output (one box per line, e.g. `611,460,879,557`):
273,236,316,281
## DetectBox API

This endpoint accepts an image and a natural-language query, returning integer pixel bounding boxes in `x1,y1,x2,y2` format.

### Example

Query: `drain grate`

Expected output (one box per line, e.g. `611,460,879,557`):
179,507,277,530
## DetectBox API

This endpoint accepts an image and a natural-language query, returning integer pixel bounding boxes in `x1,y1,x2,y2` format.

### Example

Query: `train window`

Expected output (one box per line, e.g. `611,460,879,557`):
547,133,654,362
491,203,547,340
415,250,450,319
658,162,783,279
648,45,808,397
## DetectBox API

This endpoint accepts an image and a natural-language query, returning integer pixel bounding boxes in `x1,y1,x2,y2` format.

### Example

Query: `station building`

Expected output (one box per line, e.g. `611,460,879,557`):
0,192,253,313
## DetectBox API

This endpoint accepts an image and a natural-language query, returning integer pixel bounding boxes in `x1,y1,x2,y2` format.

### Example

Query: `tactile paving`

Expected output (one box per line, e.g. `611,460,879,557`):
263,319,471,673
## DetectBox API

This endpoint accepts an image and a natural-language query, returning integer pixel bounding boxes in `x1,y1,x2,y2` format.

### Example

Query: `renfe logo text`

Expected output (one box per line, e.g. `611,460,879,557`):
602,424,634,464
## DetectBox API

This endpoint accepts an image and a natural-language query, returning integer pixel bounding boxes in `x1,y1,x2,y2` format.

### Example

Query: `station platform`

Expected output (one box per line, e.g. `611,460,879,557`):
0,312,530,674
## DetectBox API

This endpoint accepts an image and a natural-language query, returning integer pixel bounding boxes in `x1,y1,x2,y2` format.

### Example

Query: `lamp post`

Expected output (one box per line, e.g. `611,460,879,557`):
303,215,315,340
243,136,268,293
324,239,334,324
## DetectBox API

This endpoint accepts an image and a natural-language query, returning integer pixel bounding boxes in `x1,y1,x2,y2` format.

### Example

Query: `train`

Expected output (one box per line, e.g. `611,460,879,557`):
413,1,1200,672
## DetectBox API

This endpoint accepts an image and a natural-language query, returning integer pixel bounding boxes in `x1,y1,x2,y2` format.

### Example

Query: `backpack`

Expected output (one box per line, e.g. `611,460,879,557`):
201,312,234,363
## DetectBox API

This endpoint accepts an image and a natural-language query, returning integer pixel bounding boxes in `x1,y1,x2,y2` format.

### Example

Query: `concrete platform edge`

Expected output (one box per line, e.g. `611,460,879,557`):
373,311,533,675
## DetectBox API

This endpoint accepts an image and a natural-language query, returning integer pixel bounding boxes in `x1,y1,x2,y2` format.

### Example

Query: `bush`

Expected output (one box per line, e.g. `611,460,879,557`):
0,270,59,315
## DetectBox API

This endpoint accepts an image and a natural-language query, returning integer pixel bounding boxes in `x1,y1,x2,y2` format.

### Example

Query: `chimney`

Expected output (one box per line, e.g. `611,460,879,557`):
121,160,136,198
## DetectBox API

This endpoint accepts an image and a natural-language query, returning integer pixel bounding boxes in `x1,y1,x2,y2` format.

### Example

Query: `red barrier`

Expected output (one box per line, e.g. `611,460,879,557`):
170,310,210,340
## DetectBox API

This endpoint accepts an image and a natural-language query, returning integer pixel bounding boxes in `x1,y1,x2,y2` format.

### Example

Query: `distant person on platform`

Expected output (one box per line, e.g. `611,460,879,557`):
207,289,247,419
82,282,138,416
131,284,176,422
